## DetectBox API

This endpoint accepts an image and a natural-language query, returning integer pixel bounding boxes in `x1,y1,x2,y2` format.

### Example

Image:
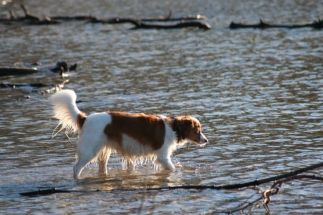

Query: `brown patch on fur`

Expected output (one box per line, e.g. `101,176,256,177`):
172,116,201,143
104,111,166,150
77,112,86,130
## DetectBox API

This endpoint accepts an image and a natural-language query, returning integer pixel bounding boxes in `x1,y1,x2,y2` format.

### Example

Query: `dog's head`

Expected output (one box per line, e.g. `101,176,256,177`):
173,116,208,145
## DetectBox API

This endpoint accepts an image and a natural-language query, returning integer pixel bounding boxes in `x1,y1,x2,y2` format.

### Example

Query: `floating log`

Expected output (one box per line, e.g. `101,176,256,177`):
0,83,55,88
20,188,72,197
0,62,77,76
51,10,206,22
230,17,323,29
19,161,323,197
133,21,211,30
0,67,38,76
20,188,101,197
90,17,211,29
90,10,206,24
1,5,210,29
49,15,95,21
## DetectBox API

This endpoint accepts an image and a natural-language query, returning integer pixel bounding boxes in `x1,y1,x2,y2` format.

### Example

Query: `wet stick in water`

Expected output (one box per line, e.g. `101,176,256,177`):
19,161,323,196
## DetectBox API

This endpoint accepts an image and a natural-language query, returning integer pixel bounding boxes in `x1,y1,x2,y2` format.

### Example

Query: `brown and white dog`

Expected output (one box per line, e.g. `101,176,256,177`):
50,90,208,179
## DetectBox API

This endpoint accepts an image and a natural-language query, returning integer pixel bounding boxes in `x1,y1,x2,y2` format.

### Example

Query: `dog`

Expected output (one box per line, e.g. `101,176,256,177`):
50,90,208,179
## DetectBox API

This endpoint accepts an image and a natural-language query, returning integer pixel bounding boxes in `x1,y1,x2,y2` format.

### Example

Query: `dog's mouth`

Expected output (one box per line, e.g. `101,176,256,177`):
197,142,207,147
197,133,208,146
194,139,208,147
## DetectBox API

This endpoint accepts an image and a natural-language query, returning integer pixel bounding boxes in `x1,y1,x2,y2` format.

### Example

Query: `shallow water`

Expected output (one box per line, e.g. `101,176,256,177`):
1,0,323,214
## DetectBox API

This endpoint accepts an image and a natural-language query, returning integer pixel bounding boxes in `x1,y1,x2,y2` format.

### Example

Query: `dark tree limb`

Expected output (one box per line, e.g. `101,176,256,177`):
0,83,55,88
20,187,100,197
89,17,142,25
19,161,323,197
141,14,207,22
20,188,71,197
230,17,323,29
51,9,206,23
49,15,95,21
221,174,323,214
131,21,211,30
0,5,209,29
0,67,38,76
0,61,77,76
90,17,211,29
145,161,323,191
88,9,206,24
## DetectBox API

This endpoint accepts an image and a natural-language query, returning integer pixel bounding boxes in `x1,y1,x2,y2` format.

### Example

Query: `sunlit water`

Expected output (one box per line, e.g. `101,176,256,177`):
1,0,323,214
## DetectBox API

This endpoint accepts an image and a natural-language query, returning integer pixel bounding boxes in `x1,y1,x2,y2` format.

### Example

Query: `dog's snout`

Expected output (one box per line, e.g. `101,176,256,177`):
200,133,208,143
202,137,208,143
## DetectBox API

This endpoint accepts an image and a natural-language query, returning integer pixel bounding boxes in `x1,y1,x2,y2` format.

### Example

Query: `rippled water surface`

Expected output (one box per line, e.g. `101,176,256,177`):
1,0,323,214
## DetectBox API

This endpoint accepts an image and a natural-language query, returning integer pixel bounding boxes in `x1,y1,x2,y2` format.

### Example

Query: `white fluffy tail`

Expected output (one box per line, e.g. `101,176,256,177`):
50,89,84,137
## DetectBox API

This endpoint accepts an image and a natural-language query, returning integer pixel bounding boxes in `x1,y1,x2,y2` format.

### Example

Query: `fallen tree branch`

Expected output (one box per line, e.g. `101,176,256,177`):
221,174,323,214
230,17,323,29
89,10,206,24
145,161,323,191
20,188,71,196
19,161,323,197
0,83,55,88
131,21,211,30
50,10,206,23
49,15,95,21
0,61,77,76
89,16,211,29
1,5,209,29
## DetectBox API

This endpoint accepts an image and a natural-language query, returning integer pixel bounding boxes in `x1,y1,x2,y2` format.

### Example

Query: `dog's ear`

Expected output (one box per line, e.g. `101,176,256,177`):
173,117,193,143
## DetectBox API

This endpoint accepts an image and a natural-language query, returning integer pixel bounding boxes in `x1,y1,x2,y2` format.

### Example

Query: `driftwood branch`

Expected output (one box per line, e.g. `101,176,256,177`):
87,11,210,29
0,61,77,76
144,161,323,191
20,161,323,197
1,5,210,29
90,17,211,29
230,17,323,29
133,21,211,30
222,174,323,214
89,10,206,24
19,173,323,214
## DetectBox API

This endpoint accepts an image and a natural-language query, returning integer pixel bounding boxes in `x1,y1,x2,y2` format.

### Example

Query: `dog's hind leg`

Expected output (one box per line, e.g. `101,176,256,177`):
98,146,111,175
73,135,106,179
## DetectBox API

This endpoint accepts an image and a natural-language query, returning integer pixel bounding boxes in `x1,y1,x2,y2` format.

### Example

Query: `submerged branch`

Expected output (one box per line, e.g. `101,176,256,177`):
89,15,211,29
0,61,77,76
20,161,323,197
146,160,323,191
221,174,323,214
1,5,210,29
230,17,323,29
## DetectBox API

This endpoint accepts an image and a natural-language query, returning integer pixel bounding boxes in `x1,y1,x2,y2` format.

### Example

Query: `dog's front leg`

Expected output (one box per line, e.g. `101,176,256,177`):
157,156,175,171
